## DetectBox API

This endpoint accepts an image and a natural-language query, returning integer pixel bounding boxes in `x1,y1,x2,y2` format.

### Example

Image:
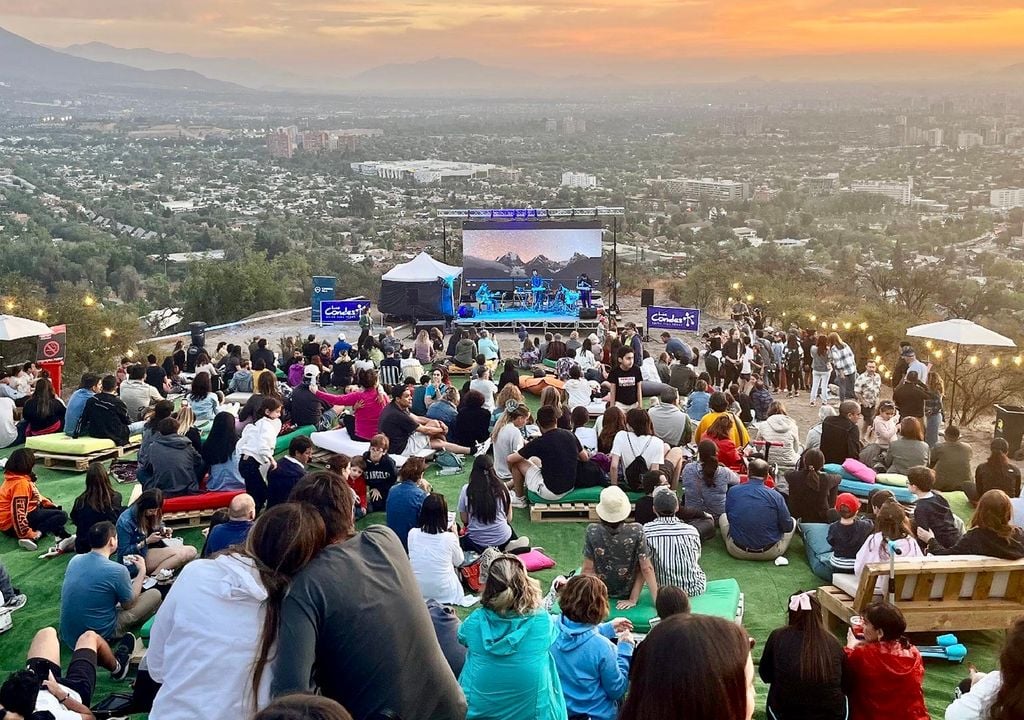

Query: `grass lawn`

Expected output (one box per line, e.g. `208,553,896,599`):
0,395,1005,719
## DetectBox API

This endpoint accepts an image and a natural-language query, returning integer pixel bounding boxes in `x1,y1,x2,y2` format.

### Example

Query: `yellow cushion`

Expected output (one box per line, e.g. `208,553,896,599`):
26,435,116,455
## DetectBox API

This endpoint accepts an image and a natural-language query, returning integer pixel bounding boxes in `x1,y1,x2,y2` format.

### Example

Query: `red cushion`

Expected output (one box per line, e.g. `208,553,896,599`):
163,490,244,513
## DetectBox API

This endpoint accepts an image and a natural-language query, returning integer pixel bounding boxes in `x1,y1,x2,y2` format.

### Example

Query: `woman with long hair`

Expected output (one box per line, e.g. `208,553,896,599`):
540,385,571,430
413,329,435,365
919,489,1024,559
785,449,840,524
497,358,520,391
854,499,923,593
115,488,198,574
424,367,451,409
970,437,1022,503
945,616,1024,720
885,416,930,475
240,370,288,426
755,400,802,469
596,406,627,455
187,371,219,424
550,575,634,720
429,326,445,353
519,337,540,368
21,376,65,436
458,555,565,720
70,462,124,554
491,402,530,487
173,404,204,455
704,414,743,470
458,455,528,553
782,333,803,399
0,448,73,551
681,439,740,521
620,614,755,720
491,383,524,430
924,371,945,447
315,368,388,442
194,352,221,394
202,411,245,491
760,591,846,719
844,601,928,720
452,390,491,450
408,493,464,604
609,407,684,491
809,335,831,406
147,503,328,719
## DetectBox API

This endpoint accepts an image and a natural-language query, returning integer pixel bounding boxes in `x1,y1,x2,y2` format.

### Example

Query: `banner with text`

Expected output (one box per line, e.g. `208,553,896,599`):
646,305,700,333
319,300,371,324
311,276,337,323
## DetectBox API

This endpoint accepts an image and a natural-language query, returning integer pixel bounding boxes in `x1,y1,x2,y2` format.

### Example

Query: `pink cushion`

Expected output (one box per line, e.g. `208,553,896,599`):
517,549,556,572
842,458,876,484
163,490,244,513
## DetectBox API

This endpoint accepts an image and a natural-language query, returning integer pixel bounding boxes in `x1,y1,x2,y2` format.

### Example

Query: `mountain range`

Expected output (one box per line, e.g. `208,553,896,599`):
465,249,598,284
0,26,239,92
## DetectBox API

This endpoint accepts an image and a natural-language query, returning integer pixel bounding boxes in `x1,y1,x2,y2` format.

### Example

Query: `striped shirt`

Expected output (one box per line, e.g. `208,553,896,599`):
642,517,707,596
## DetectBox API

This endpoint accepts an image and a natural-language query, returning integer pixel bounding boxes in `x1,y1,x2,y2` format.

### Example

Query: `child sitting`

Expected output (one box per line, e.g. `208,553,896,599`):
827,493,874,573
907,466,962,549
855,499,924,594
571,406,597,454
327,454,365,520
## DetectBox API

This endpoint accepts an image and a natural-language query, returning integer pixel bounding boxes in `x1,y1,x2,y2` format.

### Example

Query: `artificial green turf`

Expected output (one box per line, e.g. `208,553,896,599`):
0,404,1006,719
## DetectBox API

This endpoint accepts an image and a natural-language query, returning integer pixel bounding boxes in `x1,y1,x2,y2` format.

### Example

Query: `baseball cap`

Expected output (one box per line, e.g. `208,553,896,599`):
337,332,346,341
303,364,319,381
834,493,860,516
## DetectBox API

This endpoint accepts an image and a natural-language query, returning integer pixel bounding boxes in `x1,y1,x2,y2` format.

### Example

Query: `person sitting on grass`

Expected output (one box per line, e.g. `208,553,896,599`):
407,493,465,605
360,434,398,513
451,390,492,451
827,493,874,574
550,575,635,720
267,436,315,509
918,489,1024,559
378,384,486,459
643,488,707,597
720,458,796,561
116,489,198,576
385,457,431,551
0,626,121,718
203,493,257,557
944,615,1024,720
457,454,530,554
0,448,75,553
70,462,124,555
583,486,659,610
58,522,161,680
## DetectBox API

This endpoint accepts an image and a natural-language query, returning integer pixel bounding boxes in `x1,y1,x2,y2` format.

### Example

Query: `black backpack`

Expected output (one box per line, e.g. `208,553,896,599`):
624,434,652,491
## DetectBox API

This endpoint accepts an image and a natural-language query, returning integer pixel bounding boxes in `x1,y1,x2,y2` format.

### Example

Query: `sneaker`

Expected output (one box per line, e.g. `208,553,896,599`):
38,546,61,560
505,536,531,553
473,438,492,457
111,633,136,680
57,535,77,554
3,593,27,613
510,494,528,509
18,538,37,552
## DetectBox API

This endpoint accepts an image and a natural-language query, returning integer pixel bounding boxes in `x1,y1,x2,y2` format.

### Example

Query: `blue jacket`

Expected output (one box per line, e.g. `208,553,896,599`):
266,458,306,509
550,616,631,720
686,391,711,422
725,476,794,550
385,480,427,550
458,608,567,720
64,388,94,436
115,506,148,561
203,519,254,557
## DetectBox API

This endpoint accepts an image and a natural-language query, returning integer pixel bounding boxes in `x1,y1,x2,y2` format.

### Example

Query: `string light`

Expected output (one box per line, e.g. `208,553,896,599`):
933,349,943,359
102,328,113,339
820,321,828,329
35,309,44,318
866,335,874,342
968,355,979,365
732,282,741,290
728,297,734,303
3,300,14,311
925,340,933,349
830,323,838,330
126,349,135,358
884,371,892,379
83,295,96,307
870,347,877,354
991,357,1001,367
809,315,817,322
842,322,852,330
745,294,754,302
858,322,868,330
1016,356,1023,366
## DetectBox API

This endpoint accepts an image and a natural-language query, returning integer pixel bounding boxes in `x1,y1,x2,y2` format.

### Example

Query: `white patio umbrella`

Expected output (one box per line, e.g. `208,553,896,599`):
0,314,52,341
906,318,1017,412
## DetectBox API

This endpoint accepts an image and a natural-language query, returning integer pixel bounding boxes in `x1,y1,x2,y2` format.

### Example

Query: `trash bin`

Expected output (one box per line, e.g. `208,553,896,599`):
993,404,1024,457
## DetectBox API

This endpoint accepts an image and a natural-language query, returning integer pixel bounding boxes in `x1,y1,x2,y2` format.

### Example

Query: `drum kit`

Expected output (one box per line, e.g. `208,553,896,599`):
473,280,584,314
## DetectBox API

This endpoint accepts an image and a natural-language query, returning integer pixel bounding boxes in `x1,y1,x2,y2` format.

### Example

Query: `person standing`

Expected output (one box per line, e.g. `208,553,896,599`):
925,372,945,447
272,473,467,720
827,333,857,402
854,359,882,436
236,397,283,512
893,371,930,420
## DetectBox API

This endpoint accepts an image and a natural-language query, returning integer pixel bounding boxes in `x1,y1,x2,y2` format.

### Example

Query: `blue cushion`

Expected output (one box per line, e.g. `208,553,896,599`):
800,522,834,582
838,478,915,504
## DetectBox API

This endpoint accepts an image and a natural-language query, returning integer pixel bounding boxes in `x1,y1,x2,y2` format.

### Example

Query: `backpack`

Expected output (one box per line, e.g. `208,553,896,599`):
624,434,652,491
434,451,464,471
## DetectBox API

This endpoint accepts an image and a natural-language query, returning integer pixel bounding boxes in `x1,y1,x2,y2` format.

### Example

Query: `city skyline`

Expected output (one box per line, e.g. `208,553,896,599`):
2,1,1024,81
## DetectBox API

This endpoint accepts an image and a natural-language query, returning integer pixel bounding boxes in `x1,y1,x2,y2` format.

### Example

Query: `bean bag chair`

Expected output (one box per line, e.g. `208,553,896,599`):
163,490,244,514
526,486,644,506
274,425,315,455
842,458,876,484
838,478,915,504
550,578,742,633
875,473,910,487
800,522,834,582
520,376,565,397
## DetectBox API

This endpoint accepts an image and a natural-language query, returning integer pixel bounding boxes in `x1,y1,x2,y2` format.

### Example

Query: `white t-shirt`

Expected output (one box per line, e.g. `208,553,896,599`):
611,430,665,469
469,378,499,411
641,358,661,384
944,670,1000,720
493,422,525,480
563,378,594,410
575,426,598,453
576,349,597,371
0,397,17,449
35,684,84,720
740,347,755,375
407,528,464,604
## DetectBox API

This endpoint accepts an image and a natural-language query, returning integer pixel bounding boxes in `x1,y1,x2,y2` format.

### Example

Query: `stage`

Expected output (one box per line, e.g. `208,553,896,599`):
453,308,600,334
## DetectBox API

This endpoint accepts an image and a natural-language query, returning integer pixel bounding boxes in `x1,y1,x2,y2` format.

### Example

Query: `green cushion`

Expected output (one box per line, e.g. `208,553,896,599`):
26,435,115,454
528,487,644,504
876,472,910,487
542,359,558,368
274,425,315,454
551,578,742,633
275,369,286,379
141,615,155,644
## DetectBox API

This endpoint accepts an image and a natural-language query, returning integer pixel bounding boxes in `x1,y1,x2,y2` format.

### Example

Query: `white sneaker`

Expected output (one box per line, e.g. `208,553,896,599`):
510,494,528,509
474,438,492,457
4,594,27,613
505,536,531,553
57,535,77,554
18,538,37,552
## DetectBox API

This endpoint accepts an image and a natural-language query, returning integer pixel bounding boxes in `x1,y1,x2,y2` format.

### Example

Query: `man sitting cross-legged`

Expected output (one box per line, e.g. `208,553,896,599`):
59,521,162,680
0,627,111,718
507,404,597,507
719,458,796,561
377,384,490,458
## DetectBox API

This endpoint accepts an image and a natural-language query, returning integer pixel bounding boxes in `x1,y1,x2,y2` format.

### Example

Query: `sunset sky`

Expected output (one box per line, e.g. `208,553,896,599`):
2,1,1023,78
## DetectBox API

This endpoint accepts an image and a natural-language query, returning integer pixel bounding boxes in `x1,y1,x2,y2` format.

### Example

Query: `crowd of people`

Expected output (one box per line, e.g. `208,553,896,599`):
0,310,1023,720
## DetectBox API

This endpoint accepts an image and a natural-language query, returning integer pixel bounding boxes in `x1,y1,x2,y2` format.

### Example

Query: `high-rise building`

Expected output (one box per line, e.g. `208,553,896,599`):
849,177,914,205
267,129,294,159
990,188,1024,210
957,132,984,149
301,131,329,154
561,171,597,189
802,173,841,195
926,128,944,147
653,177,751,202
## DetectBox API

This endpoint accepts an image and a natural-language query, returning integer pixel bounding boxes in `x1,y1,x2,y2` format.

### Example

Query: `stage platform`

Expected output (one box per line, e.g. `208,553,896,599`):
454,309,599,334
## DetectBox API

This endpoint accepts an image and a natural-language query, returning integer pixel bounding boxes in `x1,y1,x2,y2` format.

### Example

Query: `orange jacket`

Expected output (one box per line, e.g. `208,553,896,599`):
0,472,53,539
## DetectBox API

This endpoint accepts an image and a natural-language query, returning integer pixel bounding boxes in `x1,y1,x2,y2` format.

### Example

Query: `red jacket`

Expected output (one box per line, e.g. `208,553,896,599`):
709,436,743,470
845,640,928,720
0,472,54,539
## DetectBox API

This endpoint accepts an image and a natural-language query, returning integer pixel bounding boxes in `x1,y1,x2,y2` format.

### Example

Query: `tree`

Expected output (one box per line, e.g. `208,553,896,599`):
180,253,292,325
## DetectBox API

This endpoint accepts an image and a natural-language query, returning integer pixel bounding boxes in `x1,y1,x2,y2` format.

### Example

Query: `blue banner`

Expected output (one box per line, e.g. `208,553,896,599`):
311,276,336,323
319,300,371,324
646,305,701,332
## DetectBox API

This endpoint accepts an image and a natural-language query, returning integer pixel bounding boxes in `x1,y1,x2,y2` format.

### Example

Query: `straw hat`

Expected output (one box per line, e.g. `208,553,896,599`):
596,486,631,523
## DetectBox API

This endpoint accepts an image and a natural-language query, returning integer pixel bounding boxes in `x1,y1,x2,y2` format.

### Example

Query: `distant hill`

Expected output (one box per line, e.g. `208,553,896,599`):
61,41,305,91
347,57,542,91
0,26,240,92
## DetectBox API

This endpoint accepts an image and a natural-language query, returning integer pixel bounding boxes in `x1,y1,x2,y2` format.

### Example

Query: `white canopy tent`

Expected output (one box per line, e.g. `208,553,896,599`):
380,252,462,282
378,252,462,321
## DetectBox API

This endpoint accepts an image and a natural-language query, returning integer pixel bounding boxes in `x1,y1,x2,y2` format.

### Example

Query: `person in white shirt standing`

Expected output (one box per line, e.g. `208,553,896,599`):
146,503,328,720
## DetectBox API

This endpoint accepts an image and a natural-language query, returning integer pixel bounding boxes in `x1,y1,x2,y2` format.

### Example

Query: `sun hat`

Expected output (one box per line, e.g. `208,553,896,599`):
596,486,632,524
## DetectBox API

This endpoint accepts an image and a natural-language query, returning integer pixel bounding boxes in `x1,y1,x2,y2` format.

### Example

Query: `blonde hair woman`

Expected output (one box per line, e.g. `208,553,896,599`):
174,405,203,455
413,329,434,365
458,555,566,720
491,402,531,485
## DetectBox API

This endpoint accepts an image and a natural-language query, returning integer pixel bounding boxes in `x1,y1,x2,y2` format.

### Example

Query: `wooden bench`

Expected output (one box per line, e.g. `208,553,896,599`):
818,557,1024,634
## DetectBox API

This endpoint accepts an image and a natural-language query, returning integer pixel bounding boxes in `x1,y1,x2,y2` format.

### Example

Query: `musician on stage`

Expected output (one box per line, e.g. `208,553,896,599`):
530,269,545,311
577,272,593,309
475,283,495,313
